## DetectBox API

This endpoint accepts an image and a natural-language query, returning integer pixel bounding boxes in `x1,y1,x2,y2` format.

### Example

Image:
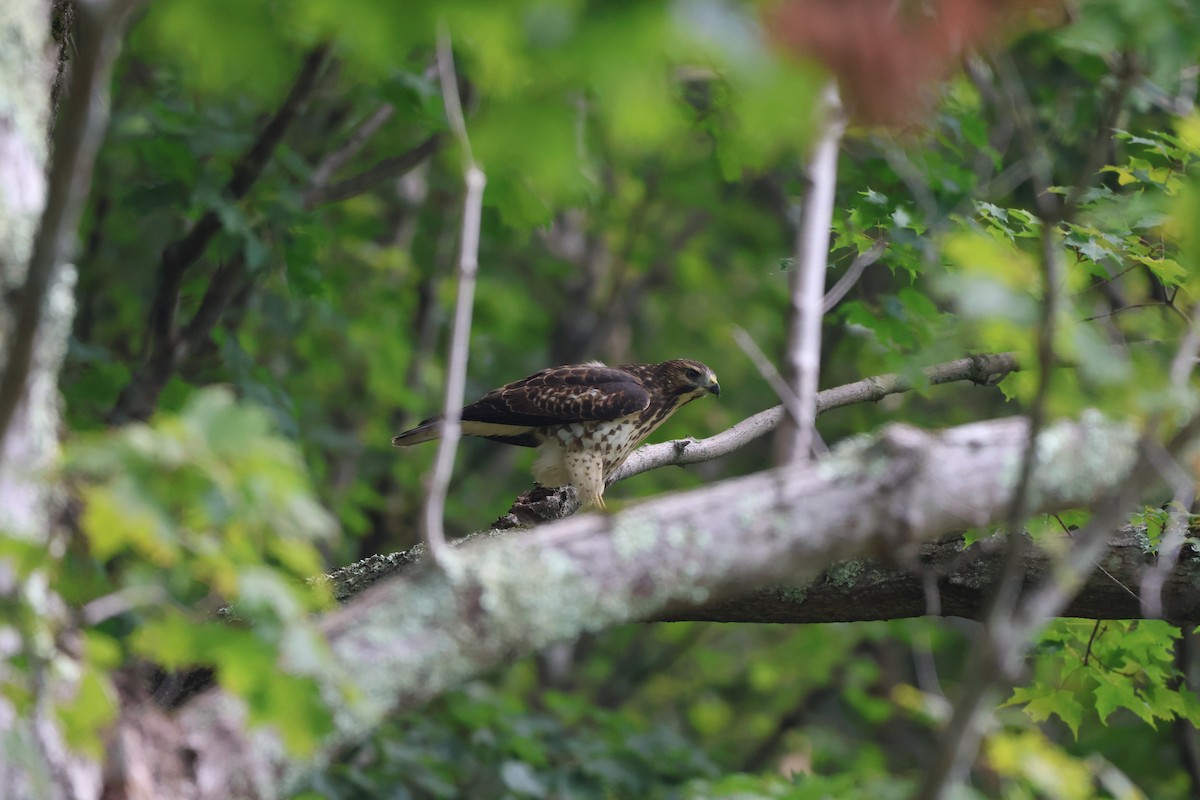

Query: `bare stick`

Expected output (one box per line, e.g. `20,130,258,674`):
0,0,145,459
822,238,886,314
304,134,442,209
420,24,486,567
914,56,1072,798
776,82,845,465
1140,302,1200,617
731,326,803,429
913,53,1144,797
307,104,396,192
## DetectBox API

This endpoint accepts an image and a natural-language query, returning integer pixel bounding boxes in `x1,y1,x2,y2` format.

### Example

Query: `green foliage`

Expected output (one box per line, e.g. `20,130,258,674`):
303,681,718,799
983,729,1126,800
64,389,337,754
56,674,118,758
682,771,913,800
1009,621,1200,734
70,388,333,590
37,0,1200,794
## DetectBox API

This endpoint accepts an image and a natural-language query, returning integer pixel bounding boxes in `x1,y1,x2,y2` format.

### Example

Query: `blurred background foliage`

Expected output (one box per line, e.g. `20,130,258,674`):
31,0,1200,795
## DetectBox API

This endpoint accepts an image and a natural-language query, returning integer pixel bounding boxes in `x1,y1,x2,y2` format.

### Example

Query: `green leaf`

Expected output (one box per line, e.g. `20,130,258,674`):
56,668,118,758
1094,677,1149,726
1007,685,1084,738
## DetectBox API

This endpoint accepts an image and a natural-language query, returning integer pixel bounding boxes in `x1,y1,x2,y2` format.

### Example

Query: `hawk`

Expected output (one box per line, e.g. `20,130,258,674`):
392,359,720,508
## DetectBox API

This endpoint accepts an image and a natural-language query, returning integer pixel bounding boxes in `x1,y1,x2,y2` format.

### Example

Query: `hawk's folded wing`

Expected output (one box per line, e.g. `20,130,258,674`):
392,364,650,447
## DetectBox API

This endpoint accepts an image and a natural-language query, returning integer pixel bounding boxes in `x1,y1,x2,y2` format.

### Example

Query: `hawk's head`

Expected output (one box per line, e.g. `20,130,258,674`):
659,359,721,400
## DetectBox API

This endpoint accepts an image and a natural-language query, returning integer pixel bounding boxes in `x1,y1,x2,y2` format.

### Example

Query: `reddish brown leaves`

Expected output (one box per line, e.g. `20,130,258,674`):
766,0,1057,125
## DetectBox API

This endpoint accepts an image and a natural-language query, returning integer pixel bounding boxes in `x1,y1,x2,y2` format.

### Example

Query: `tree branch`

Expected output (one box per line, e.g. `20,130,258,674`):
776,82,845,464
822,237,886,314
109,45,330,423
661,529,1200,624
420,27,485,565
303,134,442,209
0,0,144,459
329,527,1200,627
170,412,1177,797
306,103,396,193
610,351,1018,485
0,2,143,796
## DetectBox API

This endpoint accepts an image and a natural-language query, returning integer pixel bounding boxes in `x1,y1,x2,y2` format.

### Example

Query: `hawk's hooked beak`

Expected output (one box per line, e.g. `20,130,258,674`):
707,380,721,397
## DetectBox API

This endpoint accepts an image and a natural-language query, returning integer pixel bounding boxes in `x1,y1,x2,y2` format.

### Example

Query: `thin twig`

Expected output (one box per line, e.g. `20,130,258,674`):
776,82,845,465
307,104,396,192
1140,504,1193,619
731,326,803,431
821,238,886,314
1070,263,1138,297
304,134,442,209
1081,301,1180,323
82,584,171,625
1170,303,1200,386
175,256,246,358
420,24,485,567
0,0,145,460
995,224,1064,601
1054,514,1140,603
1141,302,1200,617
915,56,1066,795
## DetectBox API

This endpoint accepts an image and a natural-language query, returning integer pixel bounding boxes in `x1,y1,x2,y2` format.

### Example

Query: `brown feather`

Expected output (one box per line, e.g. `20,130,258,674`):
392,359,719,507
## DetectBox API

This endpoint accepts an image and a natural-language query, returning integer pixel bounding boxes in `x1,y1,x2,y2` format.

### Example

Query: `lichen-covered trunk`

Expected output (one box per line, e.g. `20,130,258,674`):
0,2,97,797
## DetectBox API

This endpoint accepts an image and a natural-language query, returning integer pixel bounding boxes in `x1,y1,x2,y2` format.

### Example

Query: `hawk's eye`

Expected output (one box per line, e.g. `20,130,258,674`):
684,367,700,381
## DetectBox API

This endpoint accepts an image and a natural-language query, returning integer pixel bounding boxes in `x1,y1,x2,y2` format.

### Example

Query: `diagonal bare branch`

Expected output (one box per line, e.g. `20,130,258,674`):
303,134,442,209
308,104,397,191
610,352,1019,486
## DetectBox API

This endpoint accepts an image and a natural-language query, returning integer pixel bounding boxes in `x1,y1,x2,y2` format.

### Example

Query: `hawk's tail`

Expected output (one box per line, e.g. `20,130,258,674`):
391,418,442,447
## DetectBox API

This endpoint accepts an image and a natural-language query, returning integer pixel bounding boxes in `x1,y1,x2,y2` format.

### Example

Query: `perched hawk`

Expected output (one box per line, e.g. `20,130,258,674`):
392,359,720,508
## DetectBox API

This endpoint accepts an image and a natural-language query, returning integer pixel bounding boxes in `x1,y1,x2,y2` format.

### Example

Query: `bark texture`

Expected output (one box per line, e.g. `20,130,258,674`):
332,529,1195,626
161,413,1164,798
0,3,95,800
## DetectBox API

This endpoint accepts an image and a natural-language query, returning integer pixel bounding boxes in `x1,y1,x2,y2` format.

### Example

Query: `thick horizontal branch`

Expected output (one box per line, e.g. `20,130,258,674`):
664,528,1200,624
173,412,1163,797
331,529,1199,626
